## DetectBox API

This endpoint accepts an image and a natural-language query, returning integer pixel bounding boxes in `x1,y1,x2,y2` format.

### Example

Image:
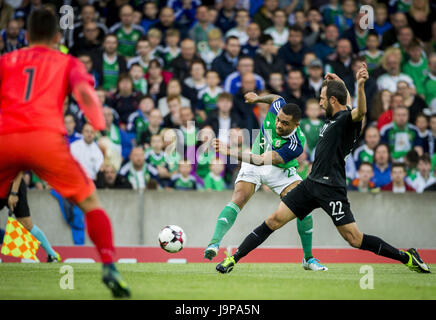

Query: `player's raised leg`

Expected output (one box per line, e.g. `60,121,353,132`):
216,201,298,273
279,183,327,271
204,181,255,260
337,222,430,273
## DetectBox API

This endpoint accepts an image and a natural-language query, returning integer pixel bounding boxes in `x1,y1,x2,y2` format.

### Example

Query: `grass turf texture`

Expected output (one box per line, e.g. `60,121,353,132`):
0,263,434,300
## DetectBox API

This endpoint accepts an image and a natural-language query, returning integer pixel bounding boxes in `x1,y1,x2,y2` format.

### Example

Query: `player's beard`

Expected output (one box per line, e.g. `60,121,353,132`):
326,101,334,119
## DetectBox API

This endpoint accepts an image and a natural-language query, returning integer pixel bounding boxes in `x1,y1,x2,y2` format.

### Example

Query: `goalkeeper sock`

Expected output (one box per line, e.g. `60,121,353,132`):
233,221,274,263
360,234,409,264
297,214,313,260
209,202,241,245
85,208,114,264
30,225,57,257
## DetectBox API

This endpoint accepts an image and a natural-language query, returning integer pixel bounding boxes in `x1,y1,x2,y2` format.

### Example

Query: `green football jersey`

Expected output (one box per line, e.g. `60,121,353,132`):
360,50,383,74
423,74,436,106
402,57,428,96
300,118,324,156
203,172,226,191
102,56,120,91
196,150,215,179
251,97,306,169
145,149,167,167
198,86,223,115
114,26,143,57
171,174,198,190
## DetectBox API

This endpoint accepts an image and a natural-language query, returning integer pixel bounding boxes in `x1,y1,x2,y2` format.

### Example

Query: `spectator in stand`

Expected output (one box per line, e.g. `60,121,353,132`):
158,78,191,118
380,106,422,162
107,73,142,127
146,28,164,58
95,162,132,189
184,59,207,95
145,134,173,188
299,99,324,159
199,28,223,69
92,34,128,92
170,159,200,190
415,114,434,156
406,0,435,43
78,53,100,88
1,19,26,53
225,9,250,46
152,7,187,41
353,126,380,168
303,8,324,48
320,0,341,26
407,154,436,193
215,0,237,34
402,40,428,99
233,73,260,136
129,64,148,95
313,24,339,63
278,25,308,71
344,56,377,112
264,9,289,51
197,70,223,121
189,5,215,48
211,36,240,82
378,93,404,131
109,4,145,59
381,162,415,193
127,95,154,143
168,0,200,31
119,147,150,190
377,48,415,93
100,107,129,168
372,143,392,188
281,69,312,116
359,33,384,75
65,114,82,145
204,158,227,191
224,56,265,95
70,123,104,181
369,89,392,126
342,11,372,54
254,34,286,82
241,22,261,58
324,38,354,80
431,115,436,155
423,53,436,109
203,92,242,144
405,149,420,182
127,37,158,72
396,80,428,125
67,4,108,50
163,94,183,129
140,1,159,33
146,59,170,102
253,0,278,31
348,162,377,192
70,21,103,57
381,12,408,50
333,0,356,34
177,106,198,163
394,26,417,64
424,21,436,57
304,58,324,99
373,3,392,38
170,38,198,81
138,108,163,148
267,72,284,95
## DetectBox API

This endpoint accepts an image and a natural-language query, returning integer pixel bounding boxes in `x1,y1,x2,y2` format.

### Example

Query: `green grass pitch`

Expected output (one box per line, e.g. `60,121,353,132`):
0,263,435,300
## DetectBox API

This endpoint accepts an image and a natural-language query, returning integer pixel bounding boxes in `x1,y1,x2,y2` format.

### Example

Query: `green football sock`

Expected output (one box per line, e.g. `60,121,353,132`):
297,214,313,260
209,202,241,245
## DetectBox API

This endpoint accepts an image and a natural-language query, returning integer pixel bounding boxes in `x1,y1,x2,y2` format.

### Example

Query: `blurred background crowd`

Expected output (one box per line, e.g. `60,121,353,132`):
1,0,436,193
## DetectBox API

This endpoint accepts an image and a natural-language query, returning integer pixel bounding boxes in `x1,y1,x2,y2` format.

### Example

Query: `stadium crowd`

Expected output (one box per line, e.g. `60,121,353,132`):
1,0,436,193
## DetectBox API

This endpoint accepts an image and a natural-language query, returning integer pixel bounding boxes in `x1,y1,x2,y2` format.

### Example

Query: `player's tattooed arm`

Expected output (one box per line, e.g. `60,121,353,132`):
244,92,282,105
352,63,369,122
213,139,284,166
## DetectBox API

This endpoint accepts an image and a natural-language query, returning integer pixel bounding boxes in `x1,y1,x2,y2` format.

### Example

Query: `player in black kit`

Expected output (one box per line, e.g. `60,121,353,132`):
216,63,431,274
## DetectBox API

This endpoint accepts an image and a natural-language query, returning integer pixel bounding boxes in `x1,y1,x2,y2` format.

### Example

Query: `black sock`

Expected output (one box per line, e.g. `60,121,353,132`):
233,222,274,263
360,234,409,264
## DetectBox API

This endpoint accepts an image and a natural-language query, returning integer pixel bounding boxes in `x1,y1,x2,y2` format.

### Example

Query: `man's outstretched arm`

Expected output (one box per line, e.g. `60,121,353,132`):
351,63,369,122
244,92,283,105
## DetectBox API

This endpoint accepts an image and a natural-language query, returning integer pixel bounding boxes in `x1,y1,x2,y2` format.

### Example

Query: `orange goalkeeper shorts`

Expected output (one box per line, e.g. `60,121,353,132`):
0,130,95,203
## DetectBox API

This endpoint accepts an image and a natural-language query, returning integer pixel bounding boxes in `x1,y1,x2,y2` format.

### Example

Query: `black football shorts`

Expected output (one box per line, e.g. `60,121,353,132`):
282,178,355,226
0,180,30,218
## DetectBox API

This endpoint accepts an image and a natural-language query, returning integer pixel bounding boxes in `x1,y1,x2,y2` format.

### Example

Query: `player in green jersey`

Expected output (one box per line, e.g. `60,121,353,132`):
204,92,328,271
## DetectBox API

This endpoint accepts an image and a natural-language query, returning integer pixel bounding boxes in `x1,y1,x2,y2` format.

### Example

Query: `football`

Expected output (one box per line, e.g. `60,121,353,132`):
158,225,186,253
